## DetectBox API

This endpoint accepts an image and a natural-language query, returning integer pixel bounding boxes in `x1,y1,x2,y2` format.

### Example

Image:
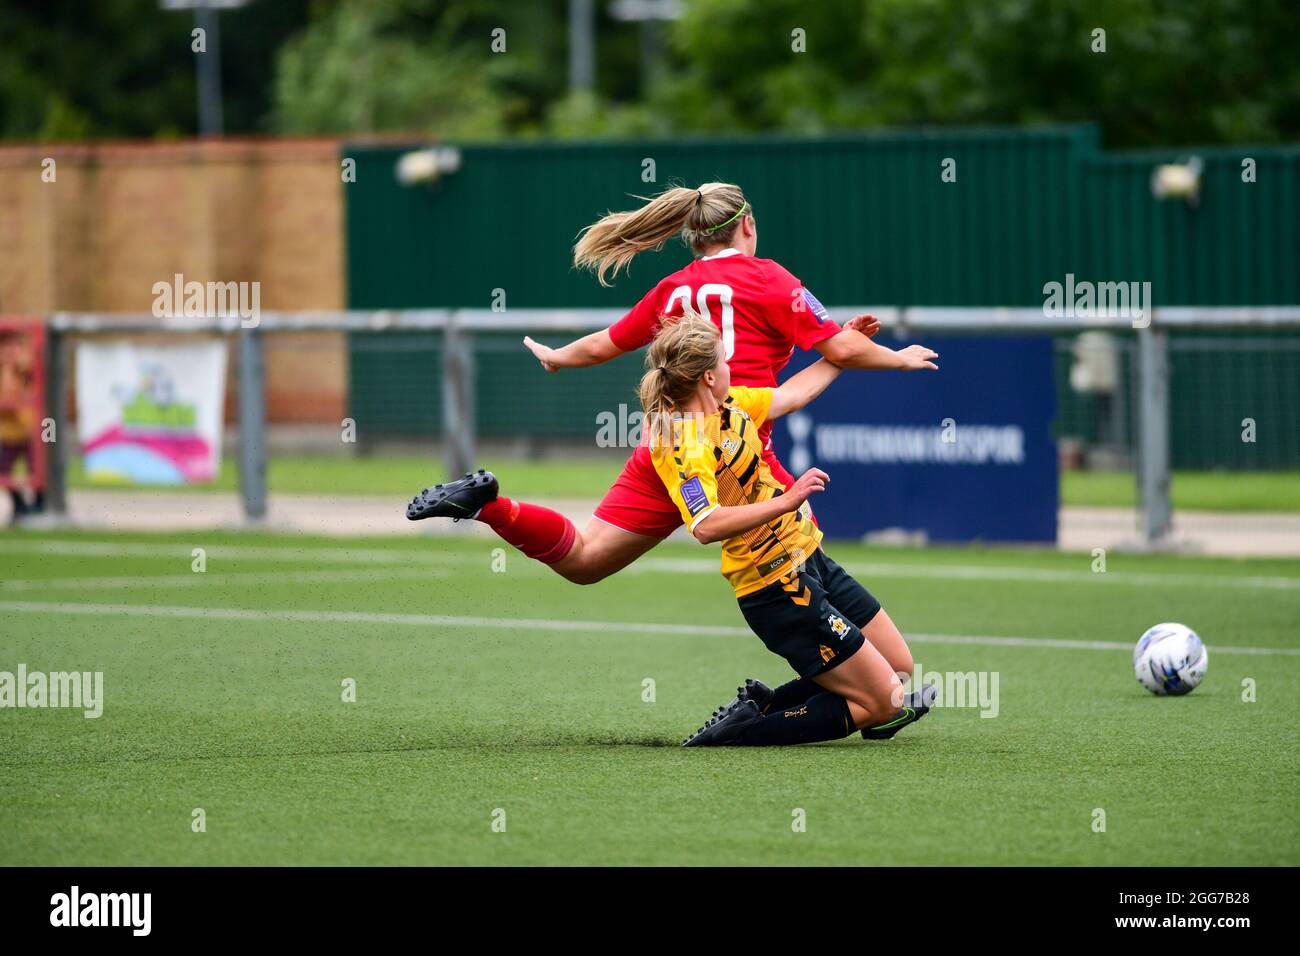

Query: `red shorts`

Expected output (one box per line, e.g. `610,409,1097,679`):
593,438,797,539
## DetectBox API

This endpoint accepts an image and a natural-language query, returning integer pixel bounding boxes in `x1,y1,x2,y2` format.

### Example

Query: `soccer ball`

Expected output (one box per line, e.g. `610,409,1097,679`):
1133,623,1208,696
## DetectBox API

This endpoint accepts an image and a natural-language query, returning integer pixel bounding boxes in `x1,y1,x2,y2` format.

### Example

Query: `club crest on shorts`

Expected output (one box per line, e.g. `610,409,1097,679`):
828,614,849,639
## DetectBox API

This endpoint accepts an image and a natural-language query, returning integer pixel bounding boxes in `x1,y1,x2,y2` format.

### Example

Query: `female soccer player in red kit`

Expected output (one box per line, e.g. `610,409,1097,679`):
407,182,937,587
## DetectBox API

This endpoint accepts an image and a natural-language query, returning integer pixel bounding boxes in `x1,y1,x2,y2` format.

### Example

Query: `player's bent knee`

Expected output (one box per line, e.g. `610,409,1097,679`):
871,676,905,716
551,544,608,586
893,649,915,679
871,692,899,719
843,683,899,722
557,565,608,586
849,694,895,727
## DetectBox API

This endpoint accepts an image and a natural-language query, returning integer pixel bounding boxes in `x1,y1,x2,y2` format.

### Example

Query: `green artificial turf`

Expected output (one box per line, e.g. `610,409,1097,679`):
65,453,619,501
1,529,1297,865
1061,470,1300,512
67,454,1300,512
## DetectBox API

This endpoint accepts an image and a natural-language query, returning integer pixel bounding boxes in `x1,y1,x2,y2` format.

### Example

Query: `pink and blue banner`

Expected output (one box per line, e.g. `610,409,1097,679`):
76,341,226,485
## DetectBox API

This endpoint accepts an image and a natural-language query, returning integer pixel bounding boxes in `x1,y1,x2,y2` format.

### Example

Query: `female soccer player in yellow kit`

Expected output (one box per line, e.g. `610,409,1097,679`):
639,313,935,746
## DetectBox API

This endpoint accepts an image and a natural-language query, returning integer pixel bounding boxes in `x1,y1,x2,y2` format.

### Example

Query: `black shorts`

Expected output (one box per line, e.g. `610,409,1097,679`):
737,549,882,679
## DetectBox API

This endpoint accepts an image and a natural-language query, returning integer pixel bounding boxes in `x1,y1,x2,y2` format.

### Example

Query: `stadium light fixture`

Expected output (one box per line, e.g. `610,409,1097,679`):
569,0,595,92
395,147,463,187
609,0,682,91
609,0,683,20
1150,157,1203,206
159,0,250,137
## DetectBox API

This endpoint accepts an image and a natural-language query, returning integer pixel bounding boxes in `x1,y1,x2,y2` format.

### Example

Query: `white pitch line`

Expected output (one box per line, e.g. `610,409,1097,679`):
846,560,1300,592
3,539,1299,591
0,567,446,592
0,600,740,635
0,540,447,565
633,557,1300,592
2,600,1298,657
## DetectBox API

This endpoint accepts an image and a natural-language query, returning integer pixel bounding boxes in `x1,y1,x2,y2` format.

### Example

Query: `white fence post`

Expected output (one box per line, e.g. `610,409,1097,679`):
237,326,267,521
1136,320,1171,544
441,310,475,480
43,327,68,517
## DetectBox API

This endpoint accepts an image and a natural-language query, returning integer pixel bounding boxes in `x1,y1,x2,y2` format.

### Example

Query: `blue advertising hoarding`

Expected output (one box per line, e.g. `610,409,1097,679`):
773,335,1058,543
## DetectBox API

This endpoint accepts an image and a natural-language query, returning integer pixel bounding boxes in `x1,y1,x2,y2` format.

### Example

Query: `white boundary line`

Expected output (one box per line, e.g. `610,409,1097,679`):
2,600,1298,657
0,568,446,591
2,540,1298,591
0,540,442,565
635,557,1300,591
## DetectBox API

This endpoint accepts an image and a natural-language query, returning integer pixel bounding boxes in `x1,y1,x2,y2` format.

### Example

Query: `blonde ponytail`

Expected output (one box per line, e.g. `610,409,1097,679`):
574,182,751,286
637,311,724,449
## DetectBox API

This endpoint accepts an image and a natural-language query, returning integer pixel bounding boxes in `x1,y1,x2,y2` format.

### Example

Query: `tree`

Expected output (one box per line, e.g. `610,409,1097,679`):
2,0,1296,147
652,0,1300,147
0,0,313,140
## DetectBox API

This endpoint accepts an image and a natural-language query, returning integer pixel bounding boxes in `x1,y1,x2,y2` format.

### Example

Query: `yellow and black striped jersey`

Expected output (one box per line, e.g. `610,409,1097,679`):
650,386,822,598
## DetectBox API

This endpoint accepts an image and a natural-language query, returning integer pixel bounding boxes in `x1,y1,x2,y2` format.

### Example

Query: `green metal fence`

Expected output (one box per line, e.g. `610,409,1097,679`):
1051,329,1300,470
349,329,646,439
346,125,1095,309
344,125,1300,468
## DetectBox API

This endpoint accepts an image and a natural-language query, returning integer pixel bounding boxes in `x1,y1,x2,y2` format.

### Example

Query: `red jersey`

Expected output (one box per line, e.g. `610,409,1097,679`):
593,249,840,540
608,250,842,403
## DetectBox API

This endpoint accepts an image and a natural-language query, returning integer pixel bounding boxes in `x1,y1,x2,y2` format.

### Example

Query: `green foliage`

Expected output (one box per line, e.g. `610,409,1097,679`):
271,2,508,137
658,0,1300,146
0,0,194,140
2,0,1297,146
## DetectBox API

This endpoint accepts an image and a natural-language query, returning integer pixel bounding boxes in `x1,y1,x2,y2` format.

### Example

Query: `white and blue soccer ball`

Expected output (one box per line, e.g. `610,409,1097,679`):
1133,623,1208,696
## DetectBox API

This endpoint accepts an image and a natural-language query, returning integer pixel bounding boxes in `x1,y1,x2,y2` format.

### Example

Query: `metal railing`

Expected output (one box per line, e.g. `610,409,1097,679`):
43,306,1300,544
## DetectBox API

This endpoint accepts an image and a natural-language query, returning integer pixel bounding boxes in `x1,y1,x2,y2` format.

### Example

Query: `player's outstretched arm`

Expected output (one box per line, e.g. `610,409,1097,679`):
815,317,939,372
692,469,828,544
523,329,623,372
768,359,843,420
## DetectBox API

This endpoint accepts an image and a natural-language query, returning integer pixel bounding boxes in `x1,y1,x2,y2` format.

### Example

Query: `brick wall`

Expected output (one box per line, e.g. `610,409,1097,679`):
0,138,347,424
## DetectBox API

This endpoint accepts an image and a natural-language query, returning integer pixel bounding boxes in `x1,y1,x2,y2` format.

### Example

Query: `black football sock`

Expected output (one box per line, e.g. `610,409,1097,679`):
737,692,855,746
760,677,820,713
